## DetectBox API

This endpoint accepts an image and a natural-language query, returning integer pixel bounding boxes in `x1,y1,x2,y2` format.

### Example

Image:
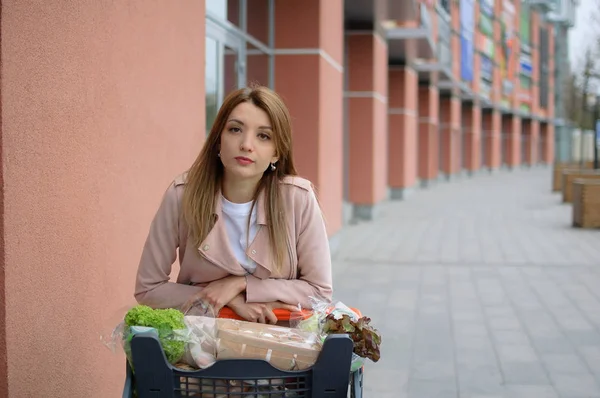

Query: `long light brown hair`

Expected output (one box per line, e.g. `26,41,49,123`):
182,86,297,271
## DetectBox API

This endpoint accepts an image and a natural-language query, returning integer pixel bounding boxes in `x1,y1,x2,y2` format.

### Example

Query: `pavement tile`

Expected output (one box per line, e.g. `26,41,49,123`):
552,374,600,397
407,380,458,398
504,385,559,398
492,330,531,345
500,362,550,384
332,169,600,397
540,353,589,375
496,345,539,362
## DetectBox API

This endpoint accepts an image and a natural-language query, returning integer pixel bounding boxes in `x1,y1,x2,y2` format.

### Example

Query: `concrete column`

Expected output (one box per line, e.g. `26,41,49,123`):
531,119,540,165
482,110,502,171
439,96,462,179
462,103,482,175
522,119,540,166
507,115,522,168
388,67,418,199
418,85,440,186
522,119,533,166
274,0,344,233
345,32,388,220
541,123,555,164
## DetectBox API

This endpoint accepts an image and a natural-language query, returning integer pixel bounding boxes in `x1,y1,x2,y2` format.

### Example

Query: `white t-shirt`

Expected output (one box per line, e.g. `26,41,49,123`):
221,196,259,274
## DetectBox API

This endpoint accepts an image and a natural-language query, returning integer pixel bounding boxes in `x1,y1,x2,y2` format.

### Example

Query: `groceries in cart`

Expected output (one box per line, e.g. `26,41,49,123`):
291,298,381,372
102,304,201,370
183,315,322,371
103,296,382,373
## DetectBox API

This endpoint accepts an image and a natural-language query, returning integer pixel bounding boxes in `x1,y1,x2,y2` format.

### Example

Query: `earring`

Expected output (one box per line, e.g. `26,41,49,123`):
217,152,221,158
270,163,276,171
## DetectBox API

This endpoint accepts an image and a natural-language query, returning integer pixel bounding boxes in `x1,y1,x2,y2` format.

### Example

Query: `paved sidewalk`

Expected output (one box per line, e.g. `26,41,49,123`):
332,168,600,398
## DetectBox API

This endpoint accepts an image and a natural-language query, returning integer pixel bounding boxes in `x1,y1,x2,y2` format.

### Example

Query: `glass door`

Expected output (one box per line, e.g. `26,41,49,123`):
205,19,244,134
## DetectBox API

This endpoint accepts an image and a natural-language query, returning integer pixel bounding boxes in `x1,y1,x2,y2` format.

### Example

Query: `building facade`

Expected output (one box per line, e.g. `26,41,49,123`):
204,0,573,232
0,1,578,396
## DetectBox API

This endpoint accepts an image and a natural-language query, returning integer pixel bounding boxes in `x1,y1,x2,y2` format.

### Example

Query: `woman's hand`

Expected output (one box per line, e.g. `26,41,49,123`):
228,294,298,324
182,275,247,314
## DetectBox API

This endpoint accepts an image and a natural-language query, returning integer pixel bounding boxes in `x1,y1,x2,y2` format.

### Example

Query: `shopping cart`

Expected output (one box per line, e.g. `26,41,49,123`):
122,308,365,398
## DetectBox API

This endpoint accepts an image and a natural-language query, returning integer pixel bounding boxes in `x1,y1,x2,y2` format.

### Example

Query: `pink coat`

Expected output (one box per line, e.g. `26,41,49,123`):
134,173,333,310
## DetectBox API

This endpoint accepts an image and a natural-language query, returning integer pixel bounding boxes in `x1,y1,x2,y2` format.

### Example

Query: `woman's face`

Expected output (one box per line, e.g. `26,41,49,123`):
219,102,278,183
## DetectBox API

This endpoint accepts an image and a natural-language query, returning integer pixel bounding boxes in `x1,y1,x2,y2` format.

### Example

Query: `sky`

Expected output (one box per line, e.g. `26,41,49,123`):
568,0,599,72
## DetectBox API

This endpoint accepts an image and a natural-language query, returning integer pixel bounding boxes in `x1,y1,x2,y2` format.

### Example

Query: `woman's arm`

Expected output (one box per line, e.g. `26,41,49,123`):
245,188,333,309
134,181,202,309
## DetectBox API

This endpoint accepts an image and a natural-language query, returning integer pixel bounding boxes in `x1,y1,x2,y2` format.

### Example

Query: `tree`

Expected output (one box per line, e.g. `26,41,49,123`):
567,0,600,131
564,71,582,126
579,49,597,130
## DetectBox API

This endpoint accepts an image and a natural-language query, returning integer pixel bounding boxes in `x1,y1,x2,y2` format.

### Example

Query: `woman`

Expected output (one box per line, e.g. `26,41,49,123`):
134,86,333,324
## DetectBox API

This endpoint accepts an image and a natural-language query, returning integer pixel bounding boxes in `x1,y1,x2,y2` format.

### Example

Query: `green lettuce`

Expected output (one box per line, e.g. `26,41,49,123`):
124,305,187,364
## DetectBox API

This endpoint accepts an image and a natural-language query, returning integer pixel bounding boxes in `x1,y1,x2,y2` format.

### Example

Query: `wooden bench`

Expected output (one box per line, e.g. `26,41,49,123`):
552,161,594,192
561,170,600,203
573,179,600,228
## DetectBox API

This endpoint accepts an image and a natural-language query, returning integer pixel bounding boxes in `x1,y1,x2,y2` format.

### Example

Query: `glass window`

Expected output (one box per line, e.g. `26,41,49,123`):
520,75,532,89
206,1,227,19
520,3,531,44
206,0,242,30
480,79,492,99
206,37,220,134
480,15,494,37
205,31,242,134
480,0,494,17
205,0,274,129
481,55,494,82
440,0,451,14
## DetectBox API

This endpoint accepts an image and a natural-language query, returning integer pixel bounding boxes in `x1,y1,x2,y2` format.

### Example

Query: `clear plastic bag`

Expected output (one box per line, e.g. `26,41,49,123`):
101,304,202,370
215,317,322,371
179,300,220,369
180,300,323,371
181,315,218,369
186,298,324,371
291,297,381,372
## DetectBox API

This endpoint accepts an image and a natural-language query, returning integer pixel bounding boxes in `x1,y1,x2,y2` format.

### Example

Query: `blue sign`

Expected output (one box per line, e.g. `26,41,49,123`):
596,120,600,145
460,36,474,81
481,56,493,81
520,55,533,76
460,0,475,82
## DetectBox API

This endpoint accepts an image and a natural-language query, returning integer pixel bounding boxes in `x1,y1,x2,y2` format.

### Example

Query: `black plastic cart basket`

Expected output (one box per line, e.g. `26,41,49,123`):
122,332,364,397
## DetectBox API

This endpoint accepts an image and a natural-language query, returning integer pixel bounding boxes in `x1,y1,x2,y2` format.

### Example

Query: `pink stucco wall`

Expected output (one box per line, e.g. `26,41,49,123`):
439,97,462,175
530,119,540,164
274,0,344,234
388,68,418,189
319,55,344,230
1,1,205,396
347,33,388,205
418,86,440,181
510,116,523,166
542,123,555,164
0,1,6,392
320,0,344,71
462,104,482,172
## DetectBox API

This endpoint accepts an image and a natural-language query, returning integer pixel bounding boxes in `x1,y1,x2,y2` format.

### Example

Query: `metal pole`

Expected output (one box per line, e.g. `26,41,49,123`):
594,95,599,169
580,68,590,167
